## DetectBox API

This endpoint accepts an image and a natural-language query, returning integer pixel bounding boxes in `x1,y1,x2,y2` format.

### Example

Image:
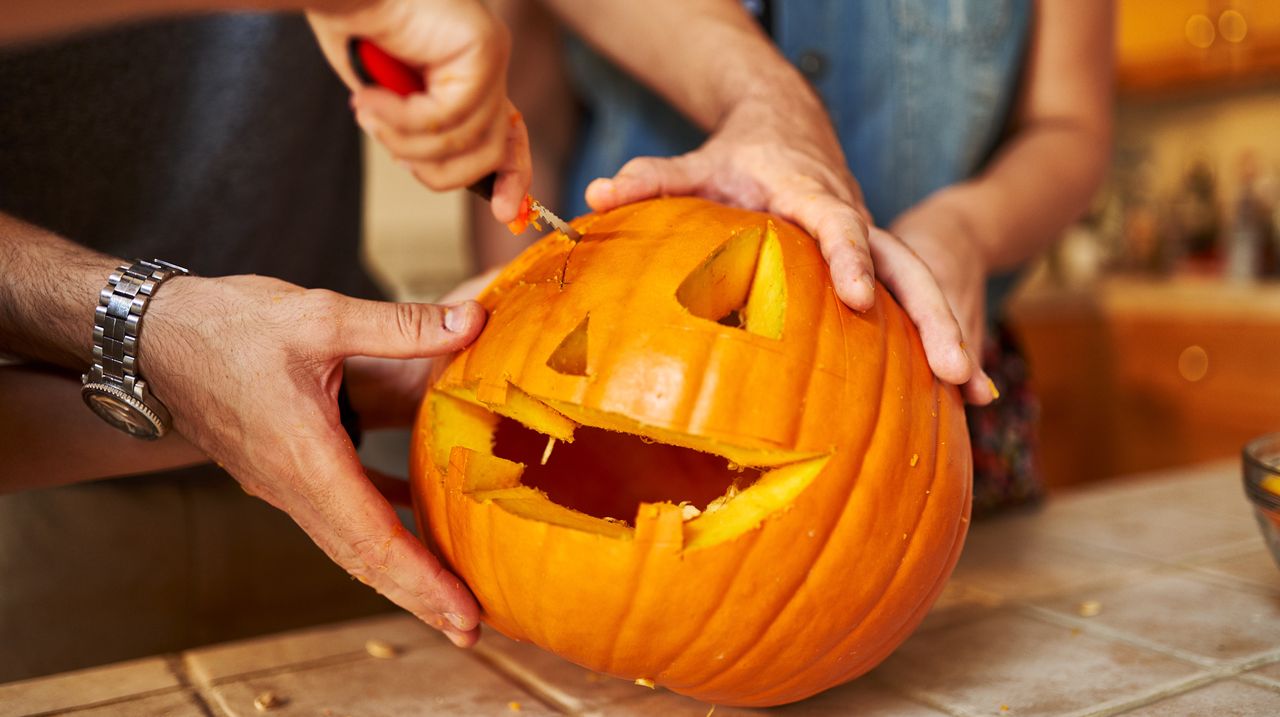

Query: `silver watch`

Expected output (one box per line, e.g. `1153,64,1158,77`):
81,259,189,440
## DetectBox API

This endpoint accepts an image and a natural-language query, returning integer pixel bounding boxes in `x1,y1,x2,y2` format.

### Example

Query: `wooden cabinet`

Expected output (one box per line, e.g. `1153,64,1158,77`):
1008,278,1280,489
1118,0,1280,93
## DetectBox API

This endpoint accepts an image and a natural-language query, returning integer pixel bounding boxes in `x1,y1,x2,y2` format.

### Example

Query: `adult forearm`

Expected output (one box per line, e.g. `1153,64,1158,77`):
542,0,809,131
3,0,369,43
0,214,118,369
0,365,207,492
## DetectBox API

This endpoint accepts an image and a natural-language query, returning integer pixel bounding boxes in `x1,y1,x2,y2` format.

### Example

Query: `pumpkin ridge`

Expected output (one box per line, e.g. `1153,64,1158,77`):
601,513,664,675
653,510,770,688
482,502,522,637
745,375,949,703
757,380,968,704
680,286,890,692
642,530,766,683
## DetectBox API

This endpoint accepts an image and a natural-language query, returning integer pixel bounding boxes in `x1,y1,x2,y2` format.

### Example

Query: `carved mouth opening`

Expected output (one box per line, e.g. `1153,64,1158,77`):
493,417,762,525
425,384,828,551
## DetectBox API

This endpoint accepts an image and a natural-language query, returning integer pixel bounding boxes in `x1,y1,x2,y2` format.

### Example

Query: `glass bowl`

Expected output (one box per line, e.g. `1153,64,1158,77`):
1243,433,1280,569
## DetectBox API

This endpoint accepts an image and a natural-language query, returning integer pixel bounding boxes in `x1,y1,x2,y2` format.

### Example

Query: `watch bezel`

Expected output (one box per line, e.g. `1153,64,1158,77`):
81,380,168,441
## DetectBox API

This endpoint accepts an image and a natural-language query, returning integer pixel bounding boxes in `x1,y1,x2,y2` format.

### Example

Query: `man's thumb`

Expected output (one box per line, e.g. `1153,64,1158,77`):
335,298,486,358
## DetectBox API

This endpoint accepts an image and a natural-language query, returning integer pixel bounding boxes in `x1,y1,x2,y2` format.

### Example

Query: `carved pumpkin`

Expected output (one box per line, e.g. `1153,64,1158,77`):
410,197,971,706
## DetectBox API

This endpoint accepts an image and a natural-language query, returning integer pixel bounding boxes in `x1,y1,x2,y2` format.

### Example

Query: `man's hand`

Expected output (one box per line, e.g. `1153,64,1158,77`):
142,274,487,646
582,94,992,402
308,0,532,223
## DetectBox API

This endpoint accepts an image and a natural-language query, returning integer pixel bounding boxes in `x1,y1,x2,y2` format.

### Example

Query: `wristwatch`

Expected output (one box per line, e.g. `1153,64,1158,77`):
81,259,189,440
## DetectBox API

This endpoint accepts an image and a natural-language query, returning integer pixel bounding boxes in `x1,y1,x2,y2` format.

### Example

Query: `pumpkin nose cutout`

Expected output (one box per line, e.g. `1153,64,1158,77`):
675,223,787,339
546,314,590,376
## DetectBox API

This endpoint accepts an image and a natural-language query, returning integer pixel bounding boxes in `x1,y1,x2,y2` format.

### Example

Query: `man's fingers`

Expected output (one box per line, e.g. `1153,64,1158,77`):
867,229,974,386
585,154,707,212
347,46,500,137
357,89,506,166
772,192,875,311
333,296,486,359
489,107,533,223
279,438,481,644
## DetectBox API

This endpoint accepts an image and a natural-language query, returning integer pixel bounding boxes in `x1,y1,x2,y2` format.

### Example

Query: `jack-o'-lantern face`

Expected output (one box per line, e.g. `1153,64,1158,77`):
410,197,971,707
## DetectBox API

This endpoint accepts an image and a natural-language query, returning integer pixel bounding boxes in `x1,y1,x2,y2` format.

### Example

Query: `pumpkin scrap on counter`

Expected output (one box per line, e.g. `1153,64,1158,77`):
410,197,972,707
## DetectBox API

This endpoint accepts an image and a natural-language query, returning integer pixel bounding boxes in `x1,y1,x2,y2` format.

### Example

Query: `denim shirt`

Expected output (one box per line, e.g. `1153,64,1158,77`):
562,0,1032,317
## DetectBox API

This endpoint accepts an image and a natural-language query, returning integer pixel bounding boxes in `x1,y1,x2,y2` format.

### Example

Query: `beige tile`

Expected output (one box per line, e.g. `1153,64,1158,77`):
1194,545,1280,590
206,637,553,716
1037,572,1280,665
914,580,1005,634
950,513,1157,601
66,689,209,717
610,678,950,716
874,612,1204,717
0,657,178,717
1246,657,1280,688
1120,462,1254,522
1027,497,1258,562
473,629,654,712
1054,461,1250,522
184,613,432,685
1117,679,1280,716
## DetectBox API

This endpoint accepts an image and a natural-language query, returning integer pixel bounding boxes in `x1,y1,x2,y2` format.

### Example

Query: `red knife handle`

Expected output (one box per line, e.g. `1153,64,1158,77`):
348,38,424,96
348,38,496,201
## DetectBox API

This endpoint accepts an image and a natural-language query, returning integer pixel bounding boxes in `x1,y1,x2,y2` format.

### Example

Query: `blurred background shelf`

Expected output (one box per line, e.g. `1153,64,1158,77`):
1119,0,1280,94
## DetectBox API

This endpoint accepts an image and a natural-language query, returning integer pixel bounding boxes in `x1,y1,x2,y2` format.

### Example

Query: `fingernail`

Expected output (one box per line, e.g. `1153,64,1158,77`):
445,612,468,630
987,376,1001,401
444,630,469,648
444,304,468,333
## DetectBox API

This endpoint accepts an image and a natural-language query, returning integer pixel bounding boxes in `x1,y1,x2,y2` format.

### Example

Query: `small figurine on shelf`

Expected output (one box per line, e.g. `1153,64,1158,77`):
1226,151,1277,282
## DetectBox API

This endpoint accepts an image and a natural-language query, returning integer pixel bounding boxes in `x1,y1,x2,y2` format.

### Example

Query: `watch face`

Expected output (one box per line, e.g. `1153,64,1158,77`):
83,387,164,439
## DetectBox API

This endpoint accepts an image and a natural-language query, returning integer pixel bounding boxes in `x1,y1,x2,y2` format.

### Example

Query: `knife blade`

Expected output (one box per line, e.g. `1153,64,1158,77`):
348,39,582,242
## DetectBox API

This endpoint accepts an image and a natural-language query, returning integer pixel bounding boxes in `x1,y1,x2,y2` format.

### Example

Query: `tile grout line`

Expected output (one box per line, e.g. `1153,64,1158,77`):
868,680,986,717
466,641,582,715
1066,672,1224,717
22,686,192,717
191,635,439,688
163,654,219,717
1238,672,1280,693
1016,602,1225,669
862,674,982,717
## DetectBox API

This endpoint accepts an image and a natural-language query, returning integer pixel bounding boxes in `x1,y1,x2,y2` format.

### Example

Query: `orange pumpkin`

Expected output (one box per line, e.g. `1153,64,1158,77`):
410,197,971,706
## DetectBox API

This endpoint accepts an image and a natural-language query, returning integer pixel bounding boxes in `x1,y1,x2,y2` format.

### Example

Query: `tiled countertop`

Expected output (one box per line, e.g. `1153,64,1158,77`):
4,461,1278,716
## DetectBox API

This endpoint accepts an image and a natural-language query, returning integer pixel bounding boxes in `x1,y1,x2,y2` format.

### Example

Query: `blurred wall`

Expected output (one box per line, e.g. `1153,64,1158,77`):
360,137,470,301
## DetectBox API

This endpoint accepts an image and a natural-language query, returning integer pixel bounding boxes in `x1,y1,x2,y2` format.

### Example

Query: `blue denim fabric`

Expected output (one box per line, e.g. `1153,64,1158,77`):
562,0,1031,317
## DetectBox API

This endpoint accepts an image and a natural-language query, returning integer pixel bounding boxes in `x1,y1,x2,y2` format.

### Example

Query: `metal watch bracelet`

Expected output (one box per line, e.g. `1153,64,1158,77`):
81,259,189,439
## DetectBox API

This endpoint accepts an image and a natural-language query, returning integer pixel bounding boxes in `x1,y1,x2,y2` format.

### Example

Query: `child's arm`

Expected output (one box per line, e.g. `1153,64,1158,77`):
890,0,1115,371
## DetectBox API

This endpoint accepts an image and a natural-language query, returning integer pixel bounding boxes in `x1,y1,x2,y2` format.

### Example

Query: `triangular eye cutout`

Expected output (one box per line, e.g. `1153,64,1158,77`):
676,223,786,339
547,315,590,376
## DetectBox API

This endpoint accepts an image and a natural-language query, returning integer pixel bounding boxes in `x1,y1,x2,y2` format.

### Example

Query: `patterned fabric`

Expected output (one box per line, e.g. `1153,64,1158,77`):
967,323,1045,517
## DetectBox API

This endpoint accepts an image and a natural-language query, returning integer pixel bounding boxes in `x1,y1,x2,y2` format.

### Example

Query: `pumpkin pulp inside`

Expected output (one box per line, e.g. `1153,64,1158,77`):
426,222,832,551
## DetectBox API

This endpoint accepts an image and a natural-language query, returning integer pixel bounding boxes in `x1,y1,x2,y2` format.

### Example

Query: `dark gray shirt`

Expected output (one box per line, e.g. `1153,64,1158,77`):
0,12,378,298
